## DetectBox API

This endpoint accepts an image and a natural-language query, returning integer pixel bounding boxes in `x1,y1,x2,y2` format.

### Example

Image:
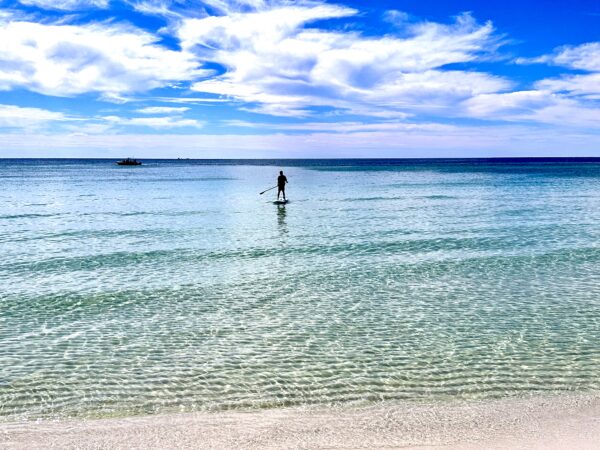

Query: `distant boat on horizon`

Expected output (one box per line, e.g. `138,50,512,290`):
117,158,142,166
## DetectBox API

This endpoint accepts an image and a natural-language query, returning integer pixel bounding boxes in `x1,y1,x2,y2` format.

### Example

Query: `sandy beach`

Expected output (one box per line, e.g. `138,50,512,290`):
2,393,599,449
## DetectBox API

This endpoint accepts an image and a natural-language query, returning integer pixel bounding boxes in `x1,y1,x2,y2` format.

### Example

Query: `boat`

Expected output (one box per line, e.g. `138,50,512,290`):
117,158,142,166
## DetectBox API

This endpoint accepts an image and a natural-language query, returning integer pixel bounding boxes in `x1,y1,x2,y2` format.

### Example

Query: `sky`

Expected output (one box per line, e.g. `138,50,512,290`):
0,0,599,158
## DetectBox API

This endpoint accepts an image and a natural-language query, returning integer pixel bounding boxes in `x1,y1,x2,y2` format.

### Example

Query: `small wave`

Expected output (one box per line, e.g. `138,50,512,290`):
421,195,458,200
138,177,239,183
341,196,402,202
6,228,171,243
0,213,59,220
7,239,599,275
77,211,209,218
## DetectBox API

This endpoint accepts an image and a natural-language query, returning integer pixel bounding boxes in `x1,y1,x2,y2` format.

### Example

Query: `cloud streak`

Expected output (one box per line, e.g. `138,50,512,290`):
103,115,204,128
3,124,600,158
18,0,109,10
517,42,600,71
136,106,191,114
181,6,507,117
501,41,600,127
0,103,73,129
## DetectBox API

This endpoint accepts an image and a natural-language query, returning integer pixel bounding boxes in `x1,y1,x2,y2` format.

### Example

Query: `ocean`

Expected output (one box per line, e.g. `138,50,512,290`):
1,158,600,421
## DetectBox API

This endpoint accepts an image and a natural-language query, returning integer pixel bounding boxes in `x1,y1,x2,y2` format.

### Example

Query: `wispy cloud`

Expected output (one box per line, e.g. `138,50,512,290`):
383,10,410,26
136,106,191,114
536,73,600,99
507,41,600,124
180,6,506,117
200,0,271,15
3,124,600,158
18,0,109,11
0,103,74,129
149,96,229,104
222,119,456,133
103,115,204,128
463,90,600,128
124,0,191,18
516,42,600,71
0,103,205,132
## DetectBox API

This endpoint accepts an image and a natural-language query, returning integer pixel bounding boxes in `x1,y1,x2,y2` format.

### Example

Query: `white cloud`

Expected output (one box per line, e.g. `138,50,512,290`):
0,18,206,97
149,96,229,104
63,122,115,135
0,2,519,126
518,42,600,72
124,0,188,18
179,6,505,117
136,106,191,114
222,119,455,133
200,0,271,15
383,10,410,26
523,42,600,102
463,90,553,117
463,90,600,128
508,41,600,123
128,117,202,127
0,104,203,133
2,0,597,138
0,103,72,128
552,42,600,71
103,115,204,128
536,73,600,99
18,0,109,10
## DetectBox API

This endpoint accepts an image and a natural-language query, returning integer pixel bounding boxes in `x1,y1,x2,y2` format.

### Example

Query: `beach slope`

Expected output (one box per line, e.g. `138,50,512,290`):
2,394,600,449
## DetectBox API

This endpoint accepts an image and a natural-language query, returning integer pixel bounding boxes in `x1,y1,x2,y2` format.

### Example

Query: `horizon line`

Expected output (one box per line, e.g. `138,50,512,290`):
3,156,600,161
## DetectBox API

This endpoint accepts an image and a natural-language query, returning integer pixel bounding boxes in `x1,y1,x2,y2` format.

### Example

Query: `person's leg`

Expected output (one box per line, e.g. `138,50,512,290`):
277,188,282,200
282,188,286,200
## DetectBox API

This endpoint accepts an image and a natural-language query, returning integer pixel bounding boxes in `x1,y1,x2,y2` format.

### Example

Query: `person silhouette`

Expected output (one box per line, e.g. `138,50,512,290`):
277,170,288,201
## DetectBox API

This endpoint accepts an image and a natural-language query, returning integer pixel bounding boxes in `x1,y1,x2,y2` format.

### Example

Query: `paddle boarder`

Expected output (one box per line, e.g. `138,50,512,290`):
277,170,288,201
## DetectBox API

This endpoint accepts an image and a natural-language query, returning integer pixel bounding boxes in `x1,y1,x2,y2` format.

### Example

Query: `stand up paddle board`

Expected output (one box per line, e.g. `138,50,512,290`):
273,200,289,205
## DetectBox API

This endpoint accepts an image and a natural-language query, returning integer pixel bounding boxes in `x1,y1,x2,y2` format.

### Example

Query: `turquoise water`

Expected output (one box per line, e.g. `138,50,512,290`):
2,159,600,421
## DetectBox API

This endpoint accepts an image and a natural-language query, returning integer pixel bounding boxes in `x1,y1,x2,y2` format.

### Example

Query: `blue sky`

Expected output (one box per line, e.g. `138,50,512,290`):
0,0,599,158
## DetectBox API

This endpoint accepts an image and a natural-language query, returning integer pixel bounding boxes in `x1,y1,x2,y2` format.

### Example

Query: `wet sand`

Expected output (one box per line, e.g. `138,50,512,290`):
1,393,599,449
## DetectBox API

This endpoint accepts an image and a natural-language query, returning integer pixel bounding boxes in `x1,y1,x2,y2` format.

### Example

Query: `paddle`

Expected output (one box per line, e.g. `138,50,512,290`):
259,185,278,195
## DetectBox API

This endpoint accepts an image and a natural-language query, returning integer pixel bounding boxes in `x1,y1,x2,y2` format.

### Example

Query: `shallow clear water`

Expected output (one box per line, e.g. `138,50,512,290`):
1,158,600,420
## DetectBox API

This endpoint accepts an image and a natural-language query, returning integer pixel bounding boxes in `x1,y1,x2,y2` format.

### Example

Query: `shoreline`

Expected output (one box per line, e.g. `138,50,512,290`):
2,393,600,449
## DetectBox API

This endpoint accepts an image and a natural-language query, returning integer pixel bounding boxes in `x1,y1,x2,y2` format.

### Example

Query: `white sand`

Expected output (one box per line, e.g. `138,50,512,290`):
2,393,600,449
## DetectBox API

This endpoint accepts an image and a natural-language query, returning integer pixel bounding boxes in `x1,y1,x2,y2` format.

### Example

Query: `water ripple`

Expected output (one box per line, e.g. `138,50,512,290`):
2,160,600,421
